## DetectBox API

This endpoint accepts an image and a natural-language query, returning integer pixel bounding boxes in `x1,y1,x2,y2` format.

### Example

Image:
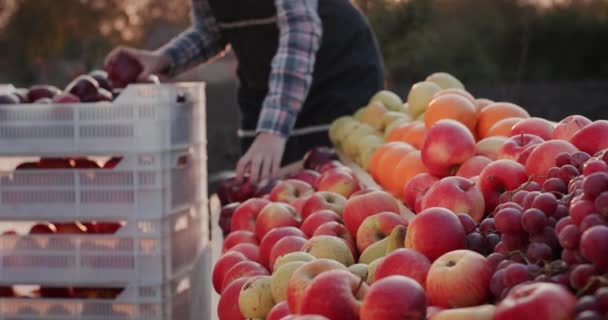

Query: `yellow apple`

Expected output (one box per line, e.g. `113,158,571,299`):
302,235,355,266
348,263,369,280
366,257,384,284
407,81,441,117
238,275,275,319
273,251,315,271
342,123,376,157
370,90,404,112
426,72,465,90
330,116,360,146
430,304,496,320
271,261,306,302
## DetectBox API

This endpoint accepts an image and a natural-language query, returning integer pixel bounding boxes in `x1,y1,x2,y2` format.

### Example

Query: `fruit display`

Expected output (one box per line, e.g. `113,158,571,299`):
213,71,608,319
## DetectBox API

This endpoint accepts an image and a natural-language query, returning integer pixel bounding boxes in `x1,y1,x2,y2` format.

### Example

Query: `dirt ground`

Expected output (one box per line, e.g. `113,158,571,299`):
204,80,608,193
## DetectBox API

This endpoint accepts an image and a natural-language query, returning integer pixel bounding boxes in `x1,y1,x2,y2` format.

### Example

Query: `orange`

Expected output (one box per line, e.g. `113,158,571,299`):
486,117,525,138
386,150,428,197
368,142,415,182
376,143,416,189
424,94,477,132
397,121,427,149
476,102,530,139
475,98,494,112
386,122,416,142
433,88,476,104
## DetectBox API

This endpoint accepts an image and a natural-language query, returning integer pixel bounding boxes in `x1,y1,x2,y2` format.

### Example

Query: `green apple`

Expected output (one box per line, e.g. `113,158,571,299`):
302,235,355,266
271,261,306,302
330,116,359,146
407,81,441,117
426,72,465,90
273,251,315,271
238,275,275,319
370,90,404,112
348,263,369,280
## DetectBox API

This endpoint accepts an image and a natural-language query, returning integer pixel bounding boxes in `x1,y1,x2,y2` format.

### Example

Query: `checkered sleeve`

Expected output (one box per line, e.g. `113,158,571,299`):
158,0,228,77
256,0,323,138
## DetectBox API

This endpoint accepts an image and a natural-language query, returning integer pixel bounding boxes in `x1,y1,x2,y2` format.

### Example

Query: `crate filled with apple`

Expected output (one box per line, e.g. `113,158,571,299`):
211,72,608,320
0,265,196,320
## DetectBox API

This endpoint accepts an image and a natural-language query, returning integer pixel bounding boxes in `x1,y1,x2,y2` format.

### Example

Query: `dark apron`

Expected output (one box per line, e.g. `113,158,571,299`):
207,0,384,165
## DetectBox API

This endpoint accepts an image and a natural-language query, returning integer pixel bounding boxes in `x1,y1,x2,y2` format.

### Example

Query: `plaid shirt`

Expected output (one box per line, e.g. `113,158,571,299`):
160,0,322,138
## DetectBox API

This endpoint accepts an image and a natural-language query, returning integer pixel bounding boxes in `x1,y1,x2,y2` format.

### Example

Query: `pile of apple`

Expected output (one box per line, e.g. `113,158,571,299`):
0,52,152,105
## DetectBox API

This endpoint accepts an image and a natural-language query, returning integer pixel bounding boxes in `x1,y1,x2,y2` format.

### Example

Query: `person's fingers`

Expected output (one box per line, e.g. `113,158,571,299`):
259,155,272,183
235,154,250,182
270,153,281,180
103,46,127,68
250,154,263,183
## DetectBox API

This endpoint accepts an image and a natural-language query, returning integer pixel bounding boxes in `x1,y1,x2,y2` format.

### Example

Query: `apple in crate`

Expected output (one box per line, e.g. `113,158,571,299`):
315,167,360,198
259,226,306,269
498,134,544,161
216,176,258,206
221,260,269,292
255,202,300,240
526,140,579,184
300,270,368,320
70,157,101,168
405,207,466,261
218,277,248,320
238,275,275,319
302,146,338,171
374,248,431,287
0,93,20,104
570,120,608,156
268,236,308,271
219,202,240,237
552,115,592,141
342,190,400,237
269,179,314,203
494,282,576,320
27,84,61,101
420,176,485,222
65,75,100,102
301,191,347,220
360,275,427,320
287,169,320,186
478,159,529,212
226,243,262,265
510,117,555,141
52,93,81,103
230,198,270,233
267,300,291,320
402,173,439,212
426,250,491,308
213,251,248,294
287,258,348,314
356,212,408,252
421,119,476,177
311,224,357,261
39,157,71,169
455,155,492,179
300,209,342,237
103,157,123,169
0,286,15,297
222,230,258,253
105,51,143,88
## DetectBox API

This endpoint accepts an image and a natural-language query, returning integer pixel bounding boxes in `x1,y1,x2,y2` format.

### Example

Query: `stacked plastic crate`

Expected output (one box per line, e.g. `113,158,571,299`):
0,83,209,320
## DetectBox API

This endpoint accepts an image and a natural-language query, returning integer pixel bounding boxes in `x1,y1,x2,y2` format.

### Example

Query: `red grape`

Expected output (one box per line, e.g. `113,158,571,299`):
582,172,608,199
560,164,581,183
531,193,558,216
495,202,524,212
490,269,506,297
511,190,529,206
542,177,568,194
580,226,608,272
526,242,553,263
535,274,550,282
556,152,573,167
547,166,561,178
457,213,478,234
494,241,508,254
547,217,557,227
524,181,541,192
595,287,608,313
571,152,591,168
575,311,603,320
495,207,524,234
522,208,548,234
503,263,530,288
466,232,486,254
551,272,571,289
594,191,608,217
570,198,597,225
580,214,608,232
570,177,584,195
558,224,582,249
502,232,528,250
556,216,575,235
487,252,507,271
485,232,501,251
553,204,570,220
583,159,608,176
562,249,586,266
480,218,496,234
570,264,598,290
522,191,542,209
575,295,600,314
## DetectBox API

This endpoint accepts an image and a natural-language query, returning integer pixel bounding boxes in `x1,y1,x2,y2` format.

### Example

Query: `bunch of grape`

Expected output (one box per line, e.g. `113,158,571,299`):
574,287,608,319
459,213,500,256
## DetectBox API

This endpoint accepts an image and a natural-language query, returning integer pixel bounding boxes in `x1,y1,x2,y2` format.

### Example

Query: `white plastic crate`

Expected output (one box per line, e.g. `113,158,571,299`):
0,204,207,285
0,247,211,320
0,83,205,155
0,146,205,221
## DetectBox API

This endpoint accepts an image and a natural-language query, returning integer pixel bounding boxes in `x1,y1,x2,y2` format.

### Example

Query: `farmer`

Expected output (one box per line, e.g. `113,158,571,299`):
105,0,384,182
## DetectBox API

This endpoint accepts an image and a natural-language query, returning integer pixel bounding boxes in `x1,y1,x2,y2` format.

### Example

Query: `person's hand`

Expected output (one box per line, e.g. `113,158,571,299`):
236,132,287,183
104,47,171,81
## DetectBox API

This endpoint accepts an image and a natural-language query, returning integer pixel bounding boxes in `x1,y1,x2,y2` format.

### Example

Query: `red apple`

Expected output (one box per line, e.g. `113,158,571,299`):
38,158,71,169
290,196,309,216
287,258,349,313
553,115,592,141
300,209,342,237
300,270,368,320
569,120,608,156
342,190,400,237
219,202,241,237
89,69,112,91
255,202,300,240
217,277,248,320
494,282,576,320
39,287,74,298
315,167,361,198
402,173,440,212
0,93,20,104
230,198,271,233
318,160,350,174
405,207,466,261
213,251,248,294
27,84,61,101
54,222,88,234
65,75,100,102
0,286,15,297
288,169,321,186
281,316,330,320
221,260,269,292
312,222,358,260
478,160,529,212
269,179,315,203
525,140,579,184
216,176,259,206
499,133,545,161
301,191,347,220
420,176,485,222
510,117,555,141
29,223,57,234
516,143,539,166
356,212,408,252
302,146,338,171
421,119,476,177
70,157,100,168
360,275,427,320
226,243,263,265
266,300,291,320
455,155,493,179
52,93,80,103
103,157,122,169
254,179,281,198
268,236,308,271
222,230,258,253
374,248,432,287
105,51,143,88
351,187,380,197
426,250,491,307
476,136,508,161
259,227,306,269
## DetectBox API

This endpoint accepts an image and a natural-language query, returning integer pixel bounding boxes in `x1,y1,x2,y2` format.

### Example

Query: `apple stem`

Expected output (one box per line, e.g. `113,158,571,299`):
355,276,366,296
576,274,608,297
503,176,536,201
507,250,531,265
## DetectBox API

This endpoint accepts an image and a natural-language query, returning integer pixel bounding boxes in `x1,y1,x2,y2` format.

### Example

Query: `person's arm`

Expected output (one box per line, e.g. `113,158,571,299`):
236,0,322,182
158,0,229,77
